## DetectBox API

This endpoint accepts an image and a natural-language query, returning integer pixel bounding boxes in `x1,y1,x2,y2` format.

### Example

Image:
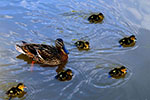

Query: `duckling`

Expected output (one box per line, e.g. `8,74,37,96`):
75,40,90,50
119,35,136,47
55,69,73,81
88,13,104,23
6,83,26,98
109,66,127,79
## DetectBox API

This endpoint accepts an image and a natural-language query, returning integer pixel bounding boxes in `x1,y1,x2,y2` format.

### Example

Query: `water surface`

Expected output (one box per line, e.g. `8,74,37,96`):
0,0,150,100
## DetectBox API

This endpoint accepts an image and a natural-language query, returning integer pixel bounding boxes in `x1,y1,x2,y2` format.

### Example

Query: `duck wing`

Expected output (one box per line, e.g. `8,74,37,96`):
36,44,60,60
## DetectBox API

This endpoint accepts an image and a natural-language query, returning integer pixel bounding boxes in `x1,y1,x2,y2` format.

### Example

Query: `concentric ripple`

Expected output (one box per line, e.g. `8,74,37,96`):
88,63,132,88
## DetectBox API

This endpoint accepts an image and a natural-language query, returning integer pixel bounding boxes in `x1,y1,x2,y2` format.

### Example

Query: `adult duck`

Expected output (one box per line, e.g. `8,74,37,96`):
15,38,69,66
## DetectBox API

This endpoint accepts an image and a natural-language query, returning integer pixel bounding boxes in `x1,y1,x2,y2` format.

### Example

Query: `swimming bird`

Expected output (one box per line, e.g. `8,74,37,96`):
119,35,136,47
6,83,26,100
109,66,127,79
88,13,104,23
55,69,73,81
74,40,90,50
15,38,69,66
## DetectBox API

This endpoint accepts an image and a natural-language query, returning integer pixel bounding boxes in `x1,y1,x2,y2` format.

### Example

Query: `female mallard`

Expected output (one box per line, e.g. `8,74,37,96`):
55,69,73,81
88,13,104,23
109,66,127,79
6,83,26,99
74,40,90,50
119,35,136,47
15,38,69,66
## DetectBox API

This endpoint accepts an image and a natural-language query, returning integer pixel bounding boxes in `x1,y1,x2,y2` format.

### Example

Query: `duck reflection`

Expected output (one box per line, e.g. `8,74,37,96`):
16,54,67,73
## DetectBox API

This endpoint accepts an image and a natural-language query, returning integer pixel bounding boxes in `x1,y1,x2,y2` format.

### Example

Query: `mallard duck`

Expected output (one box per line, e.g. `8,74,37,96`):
74,40,90,50
119,35,136,47
88,13,104,23
15,38,69,66
55,69,73,81
6,83,26,98
109,66,127,79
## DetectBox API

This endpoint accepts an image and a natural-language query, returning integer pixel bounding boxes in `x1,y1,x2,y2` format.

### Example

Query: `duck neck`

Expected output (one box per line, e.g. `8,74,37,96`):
59,49,68,61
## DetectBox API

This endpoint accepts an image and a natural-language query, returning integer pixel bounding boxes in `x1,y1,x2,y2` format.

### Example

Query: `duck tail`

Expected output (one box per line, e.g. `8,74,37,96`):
15,44,26,54
8,97,12,100
21,41,27,44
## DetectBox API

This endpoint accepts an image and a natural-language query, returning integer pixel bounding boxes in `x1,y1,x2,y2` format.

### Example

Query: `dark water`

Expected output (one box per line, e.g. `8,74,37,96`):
0,0,150,100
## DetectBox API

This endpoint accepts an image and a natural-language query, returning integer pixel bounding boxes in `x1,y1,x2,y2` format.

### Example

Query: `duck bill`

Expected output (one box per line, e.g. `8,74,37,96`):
121,69,127,73
63,46,69,54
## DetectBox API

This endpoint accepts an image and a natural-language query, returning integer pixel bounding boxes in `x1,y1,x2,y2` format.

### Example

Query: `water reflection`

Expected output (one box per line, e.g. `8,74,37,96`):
16,54,67,73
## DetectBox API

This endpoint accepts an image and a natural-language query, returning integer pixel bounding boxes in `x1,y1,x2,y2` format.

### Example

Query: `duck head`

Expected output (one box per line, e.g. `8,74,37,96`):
55,38,69,54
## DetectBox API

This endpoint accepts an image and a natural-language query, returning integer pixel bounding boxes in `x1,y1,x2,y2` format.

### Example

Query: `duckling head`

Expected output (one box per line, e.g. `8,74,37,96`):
17,83,26,91
130,35,136,41
120,66,127,73
55,38,69,54
98,13,104,19
66,69,73,76
84,41,90,49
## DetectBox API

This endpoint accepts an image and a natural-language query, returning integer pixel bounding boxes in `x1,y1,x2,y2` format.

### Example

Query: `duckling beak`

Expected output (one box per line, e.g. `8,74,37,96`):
121,69,127,73
131,37,136,41
24,86,27,88
23,85,27,89
98,15,104,19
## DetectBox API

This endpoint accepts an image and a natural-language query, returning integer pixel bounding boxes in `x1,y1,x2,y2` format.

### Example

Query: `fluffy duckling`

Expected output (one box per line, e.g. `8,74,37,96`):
55,69,73,81
119,35,136,47
88,13,104,23
75,40,90,50
6,83,26,98
109,66,127,79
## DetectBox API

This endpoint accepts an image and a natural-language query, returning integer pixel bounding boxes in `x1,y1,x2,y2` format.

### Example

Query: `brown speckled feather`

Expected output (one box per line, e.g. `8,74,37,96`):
15,41,67,65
